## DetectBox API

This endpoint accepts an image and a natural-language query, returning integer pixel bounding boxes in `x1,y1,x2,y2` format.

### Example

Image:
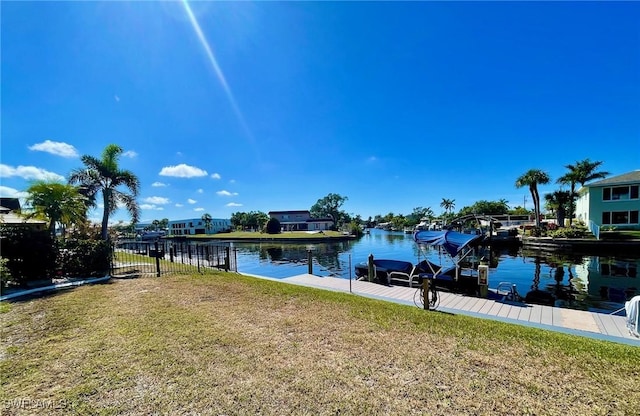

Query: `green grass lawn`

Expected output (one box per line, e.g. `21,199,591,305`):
1,273,638,415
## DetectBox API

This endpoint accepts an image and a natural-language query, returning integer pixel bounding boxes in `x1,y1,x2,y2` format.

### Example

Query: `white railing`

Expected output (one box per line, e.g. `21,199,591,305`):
589,220,600,240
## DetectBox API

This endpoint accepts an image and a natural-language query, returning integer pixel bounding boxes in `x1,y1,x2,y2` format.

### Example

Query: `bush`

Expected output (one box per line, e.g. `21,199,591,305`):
58,239,111,277
265,218,281,234
347,222,364,238
0,227,57,286
549,228,586,238
0,257,11,288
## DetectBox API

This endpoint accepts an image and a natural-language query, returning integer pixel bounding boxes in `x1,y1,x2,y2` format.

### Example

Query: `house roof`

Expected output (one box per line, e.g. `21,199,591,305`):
268,210,310,215
583,170,640,187
0,212,46,226
0,198,21,212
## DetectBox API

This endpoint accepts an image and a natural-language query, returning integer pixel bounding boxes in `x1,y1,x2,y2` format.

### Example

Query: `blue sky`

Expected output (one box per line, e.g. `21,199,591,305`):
2,1,639,224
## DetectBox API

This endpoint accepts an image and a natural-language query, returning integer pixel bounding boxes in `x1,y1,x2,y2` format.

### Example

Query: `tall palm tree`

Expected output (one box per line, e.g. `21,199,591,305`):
557,159,609,226
69,144,140,240
25,181,88,239
515,169,550,228
201,213,213,233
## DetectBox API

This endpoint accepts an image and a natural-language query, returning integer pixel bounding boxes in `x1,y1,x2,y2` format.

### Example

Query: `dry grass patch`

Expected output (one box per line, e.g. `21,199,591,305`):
1,273,639,415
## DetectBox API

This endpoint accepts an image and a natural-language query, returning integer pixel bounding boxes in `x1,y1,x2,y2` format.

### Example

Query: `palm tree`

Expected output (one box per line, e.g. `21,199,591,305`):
557,159,609,226
515,169,551,228
201,213,213,234
544,190,571,228
25,181,88,239
440,198,455,215
69,144,140,240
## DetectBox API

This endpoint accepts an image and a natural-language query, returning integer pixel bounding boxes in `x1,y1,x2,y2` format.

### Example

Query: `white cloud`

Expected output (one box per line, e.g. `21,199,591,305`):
194,207,205,212
229,179,236,184
0,186,29,199
217,190,238,196
114,95,120,102
28,140,79,158
197,188,204,194
175,203,184,208
0,164,65,181
143,196,170,204
367,156,378,163
211,173,221,179
123,150,137,158
187,198,197,204
159,163,208,178
151,182,168,187
226,202,243,207
140,204,164,210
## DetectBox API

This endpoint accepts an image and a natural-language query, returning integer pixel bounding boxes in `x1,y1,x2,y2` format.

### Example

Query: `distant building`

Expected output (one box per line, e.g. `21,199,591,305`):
0,198,46,230
268,210,334,231
575,170,640,230
167,217,231,236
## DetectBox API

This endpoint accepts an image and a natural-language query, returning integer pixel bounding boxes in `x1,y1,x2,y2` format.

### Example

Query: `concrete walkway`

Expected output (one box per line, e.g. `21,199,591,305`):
276,273,639,346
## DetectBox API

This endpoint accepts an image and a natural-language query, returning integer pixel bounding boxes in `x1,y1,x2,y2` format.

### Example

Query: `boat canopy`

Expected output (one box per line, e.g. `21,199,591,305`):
413,230,482,257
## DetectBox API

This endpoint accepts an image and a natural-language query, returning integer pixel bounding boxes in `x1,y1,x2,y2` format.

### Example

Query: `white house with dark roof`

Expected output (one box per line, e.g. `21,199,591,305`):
575,170,640,231
268,210,334,231
167,217,231,236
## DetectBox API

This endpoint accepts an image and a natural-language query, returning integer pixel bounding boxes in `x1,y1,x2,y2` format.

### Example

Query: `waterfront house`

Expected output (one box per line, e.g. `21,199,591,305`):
575,170,640,230
167,217,231,236
268,210,334,231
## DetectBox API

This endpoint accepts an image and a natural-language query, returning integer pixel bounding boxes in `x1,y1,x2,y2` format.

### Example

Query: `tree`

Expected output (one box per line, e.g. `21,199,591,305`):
408,206,433,226
440,198,455,215
69,144,140,240
458,200,510,216
310,193,348,229
24,181,88,239
201,213,213,233
440,198,455,224
544,190,571,227
515,169,551,228
266,217,280,234
557,159,609,226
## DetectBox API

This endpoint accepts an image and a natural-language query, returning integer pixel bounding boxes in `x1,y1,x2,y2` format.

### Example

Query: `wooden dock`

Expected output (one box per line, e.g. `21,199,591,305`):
279,274,639,345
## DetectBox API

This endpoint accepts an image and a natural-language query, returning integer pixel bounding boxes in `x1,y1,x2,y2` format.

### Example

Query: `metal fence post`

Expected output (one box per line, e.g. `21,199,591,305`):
197,245,201,273
155,241,161,277
225,247,230,272
307,250,313,275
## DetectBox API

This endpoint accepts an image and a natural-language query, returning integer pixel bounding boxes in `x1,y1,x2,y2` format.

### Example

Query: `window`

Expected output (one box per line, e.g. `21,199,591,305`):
603,185,639,201
603,210,639,225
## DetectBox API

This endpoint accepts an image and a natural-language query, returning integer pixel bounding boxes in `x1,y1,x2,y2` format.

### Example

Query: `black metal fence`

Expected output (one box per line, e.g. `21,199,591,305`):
111,239,237,278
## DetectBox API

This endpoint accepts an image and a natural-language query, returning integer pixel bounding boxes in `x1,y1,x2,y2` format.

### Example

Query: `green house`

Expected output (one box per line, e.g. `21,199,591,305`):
575,170,640,232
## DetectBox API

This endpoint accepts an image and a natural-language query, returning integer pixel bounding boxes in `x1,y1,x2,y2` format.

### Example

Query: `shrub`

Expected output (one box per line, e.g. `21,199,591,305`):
0,257,11,288
347,222,364,238
549,228,586,238
265,218,281,234
58,239,111,277
0,226,57,286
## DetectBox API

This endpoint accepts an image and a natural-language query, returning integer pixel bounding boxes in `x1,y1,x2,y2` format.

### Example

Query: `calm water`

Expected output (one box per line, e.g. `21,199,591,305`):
230,229,638,312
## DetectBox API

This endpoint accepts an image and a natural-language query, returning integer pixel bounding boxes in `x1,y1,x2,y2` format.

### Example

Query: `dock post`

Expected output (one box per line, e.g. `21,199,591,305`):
367,254,374,282
423,278,430,311
307,250,313,274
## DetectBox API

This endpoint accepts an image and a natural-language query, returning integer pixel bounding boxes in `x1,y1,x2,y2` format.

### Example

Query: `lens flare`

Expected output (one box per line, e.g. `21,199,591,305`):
181,0,258,156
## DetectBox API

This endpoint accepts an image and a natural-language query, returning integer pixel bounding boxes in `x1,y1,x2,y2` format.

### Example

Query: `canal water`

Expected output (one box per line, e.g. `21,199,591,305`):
230,228,638,313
